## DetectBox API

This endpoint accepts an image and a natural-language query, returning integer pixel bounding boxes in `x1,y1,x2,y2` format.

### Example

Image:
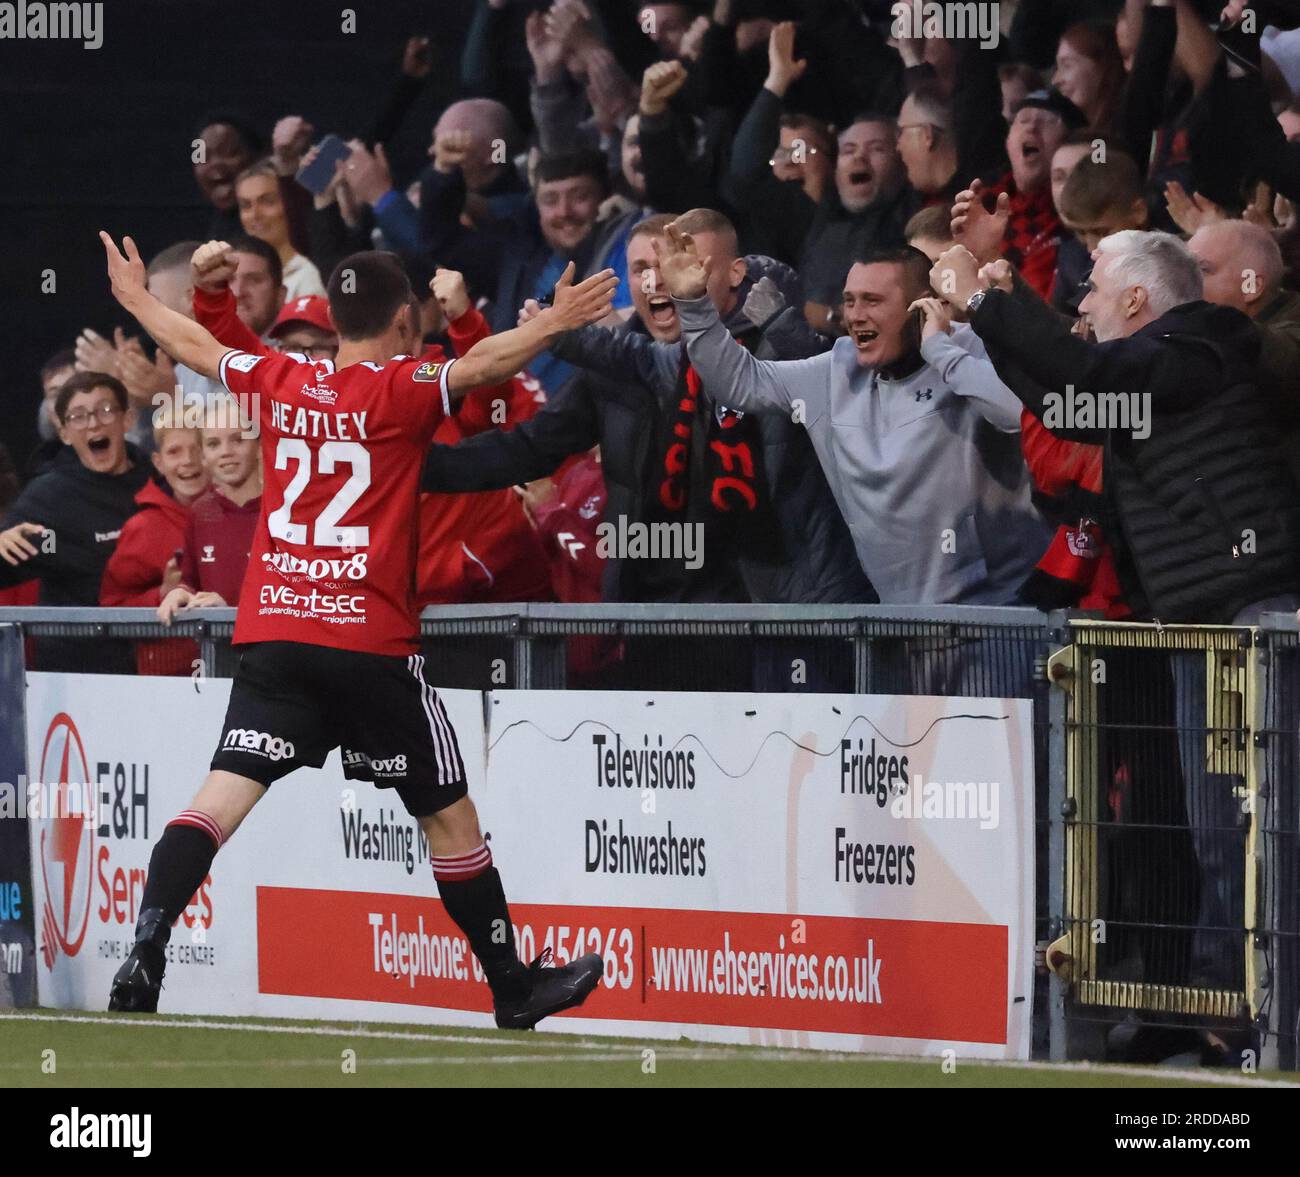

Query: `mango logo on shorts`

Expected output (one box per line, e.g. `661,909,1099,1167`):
223,728,296,761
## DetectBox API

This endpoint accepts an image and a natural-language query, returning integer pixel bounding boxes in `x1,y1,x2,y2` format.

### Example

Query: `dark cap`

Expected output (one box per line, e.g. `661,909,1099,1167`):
1012,88,1087,130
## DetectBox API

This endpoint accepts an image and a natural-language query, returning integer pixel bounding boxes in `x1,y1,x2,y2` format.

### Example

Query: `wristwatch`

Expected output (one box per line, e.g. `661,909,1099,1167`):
965,288,988,316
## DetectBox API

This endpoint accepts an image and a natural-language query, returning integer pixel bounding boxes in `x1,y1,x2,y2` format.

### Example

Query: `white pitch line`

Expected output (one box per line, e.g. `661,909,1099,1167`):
2,1013,1294,1086
0,1012,640,1053
0,1054,641,1070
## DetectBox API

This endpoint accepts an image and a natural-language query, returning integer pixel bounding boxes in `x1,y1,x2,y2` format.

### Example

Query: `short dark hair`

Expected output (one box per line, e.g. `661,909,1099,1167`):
673,208,739,258
779,112,834,155
147,241,204,279
535,148,611,195
228,234,284,289
40,348,76,385
326,251,414,341
193,111,265,157
854,245,933,297
629,212,679,243
904,204,953,245
54,370,129,423
1057,150,1142,224
843,112,898,140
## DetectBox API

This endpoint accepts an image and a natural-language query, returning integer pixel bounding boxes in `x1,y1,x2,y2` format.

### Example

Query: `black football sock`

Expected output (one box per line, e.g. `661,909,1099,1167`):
133,811,223,970
432,845,529,1003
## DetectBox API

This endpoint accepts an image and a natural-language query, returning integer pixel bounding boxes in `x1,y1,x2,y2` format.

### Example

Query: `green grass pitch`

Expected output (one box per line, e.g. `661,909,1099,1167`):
2,1010,1293,1088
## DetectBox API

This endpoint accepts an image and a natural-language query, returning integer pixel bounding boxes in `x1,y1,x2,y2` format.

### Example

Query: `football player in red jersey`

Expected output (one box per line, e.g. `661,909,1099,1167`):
99,231,617,1029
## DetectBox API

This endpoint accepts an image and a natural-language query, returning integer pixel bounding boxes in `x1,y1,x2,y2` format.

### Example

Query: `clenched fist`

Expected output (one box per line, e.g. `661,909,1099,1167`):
640,60,688,117
191,240,237,294
431,268,471,322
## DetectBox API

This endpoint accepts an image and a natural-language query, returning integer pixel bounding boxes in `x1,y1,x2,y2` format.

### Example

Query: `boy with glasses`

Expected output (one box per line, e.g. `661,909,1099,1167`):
0,371,149,671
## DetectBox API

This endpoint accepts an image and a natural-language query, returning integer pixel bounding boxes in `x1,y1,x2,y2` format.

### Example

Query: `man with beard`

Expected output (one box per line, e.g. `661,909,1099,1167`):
798,115,917,331
423,149,632,394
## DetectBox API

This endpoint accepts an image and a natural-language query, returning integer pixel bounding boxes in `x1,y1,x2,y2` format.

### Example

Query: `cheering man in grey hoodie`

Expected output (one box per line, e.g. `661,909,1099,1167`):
655,224,1050,607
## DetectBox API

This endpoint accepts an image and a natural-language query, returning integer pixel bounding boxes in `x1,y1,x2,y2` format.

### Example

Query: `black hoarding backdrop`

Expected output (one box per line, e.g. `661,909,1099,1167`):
0,0,479,470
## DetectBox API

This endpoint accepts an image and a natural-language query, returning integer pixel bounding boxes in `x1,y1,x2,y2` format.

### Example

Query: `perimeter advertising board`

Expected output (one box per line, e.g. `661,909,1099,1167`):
26,675,1033,1056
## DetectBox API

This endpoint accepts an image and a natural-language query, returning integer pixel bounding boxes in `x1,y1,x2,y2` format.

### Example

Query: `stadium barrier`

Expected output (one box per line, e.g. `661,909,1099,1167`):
0,605,1294,1067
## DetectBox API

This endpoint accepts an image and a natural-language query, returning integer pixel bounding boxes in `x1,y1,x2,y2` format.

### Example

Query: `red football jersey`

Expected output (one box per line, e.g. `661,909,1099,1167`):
218,349,456,656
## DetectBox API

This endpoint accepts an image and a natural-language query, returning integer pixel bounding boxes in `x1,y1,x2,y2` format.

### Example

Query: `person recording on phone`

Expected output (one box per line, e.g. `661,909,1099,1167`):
655,227,1049,607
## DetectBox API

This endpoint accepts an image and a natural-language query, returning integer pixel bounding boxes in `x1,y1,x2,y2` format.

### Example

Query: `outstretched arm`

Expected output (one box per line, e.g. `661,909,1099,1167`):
101,232,229,380
448,263,618,392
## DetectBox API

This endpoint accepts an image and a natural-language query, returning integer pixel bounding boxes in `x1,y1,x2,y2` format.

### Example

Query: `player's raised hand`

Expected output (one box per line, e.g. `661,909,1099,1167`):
548,263,619,330
651,222,710,300
431,267,470,321
191,240,237,293
100,232,148,308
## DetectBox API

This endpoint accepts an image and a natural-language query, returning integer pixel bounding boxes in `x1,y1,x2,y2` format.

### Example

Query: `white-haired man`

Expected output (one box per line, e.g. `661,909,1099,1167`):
937,229,1300,625
943,228,1300,1018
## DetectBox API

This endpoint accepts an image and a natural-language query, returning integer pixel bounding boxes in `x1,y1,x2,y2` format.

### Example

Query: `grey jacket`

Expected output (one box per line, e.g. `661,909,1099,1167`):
675,295,1050,605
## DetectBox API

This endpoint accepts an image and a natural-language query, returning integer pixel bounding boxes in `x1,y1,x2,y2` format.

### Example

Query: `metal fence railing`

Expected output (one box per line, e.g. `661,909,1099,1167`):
1,603,1294,1069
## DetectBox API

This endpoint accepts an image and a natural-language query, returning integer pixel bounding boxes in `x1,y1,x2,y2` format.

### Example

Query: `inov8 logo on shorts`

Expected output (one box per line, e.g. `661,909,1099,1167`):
222,728,296,761
50,1108,151,1157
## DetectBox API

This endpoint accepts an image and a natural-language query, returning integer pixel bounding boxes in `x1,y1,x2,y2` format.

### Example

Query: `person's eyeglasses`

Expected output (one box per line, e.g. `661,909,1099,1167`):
276,340,338,360
769,146,819,166
64,403,121,429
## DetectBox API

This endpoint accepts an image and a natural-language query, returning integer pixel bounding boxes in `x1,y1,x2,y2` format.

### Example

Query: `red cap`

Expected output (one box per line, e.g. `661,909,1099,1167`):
268,295,334,337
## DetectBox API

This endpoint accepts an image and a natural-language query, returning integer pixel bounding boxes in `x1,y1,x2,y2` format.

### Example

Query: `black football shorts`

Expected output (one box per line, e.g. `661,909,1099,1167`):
210,641,467,816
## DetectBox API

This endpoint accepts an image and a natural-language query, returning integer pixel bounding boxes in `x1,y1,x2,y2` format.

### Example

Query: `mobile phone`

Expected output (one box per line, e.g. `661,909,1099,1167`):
296,134,351,196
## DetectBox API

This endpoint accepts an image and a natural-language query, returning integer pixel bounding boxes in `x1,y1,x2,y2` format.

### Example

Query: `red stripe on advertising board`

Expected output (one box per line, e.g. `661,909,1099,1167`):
256,887,1008,1043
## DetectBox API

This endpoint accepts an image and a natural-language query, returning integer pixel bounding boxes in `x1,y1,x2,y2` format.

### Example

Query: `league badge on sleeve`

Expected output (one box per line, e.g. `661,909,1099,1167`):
411,361,444,383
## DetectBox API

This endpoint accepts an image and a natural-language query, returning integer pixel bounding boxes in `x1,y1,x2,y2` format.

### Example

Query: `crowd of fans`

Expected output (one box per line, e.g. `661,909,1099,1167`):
3,0,1300,1058
3,0,1300,641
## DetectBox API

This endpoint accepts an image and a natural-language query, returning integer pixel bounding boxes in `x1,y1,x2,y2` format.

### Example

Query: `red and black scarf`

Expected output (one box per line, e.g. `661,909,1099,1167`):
656,361,781,559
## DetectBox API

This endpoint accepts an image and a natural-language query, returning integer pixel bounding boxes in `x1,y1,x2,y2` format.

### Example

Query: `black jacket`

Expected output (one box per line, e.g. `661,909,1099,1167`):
798,181,919,307
971,288,1300,622
0,445,150,671
422,259,873,606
